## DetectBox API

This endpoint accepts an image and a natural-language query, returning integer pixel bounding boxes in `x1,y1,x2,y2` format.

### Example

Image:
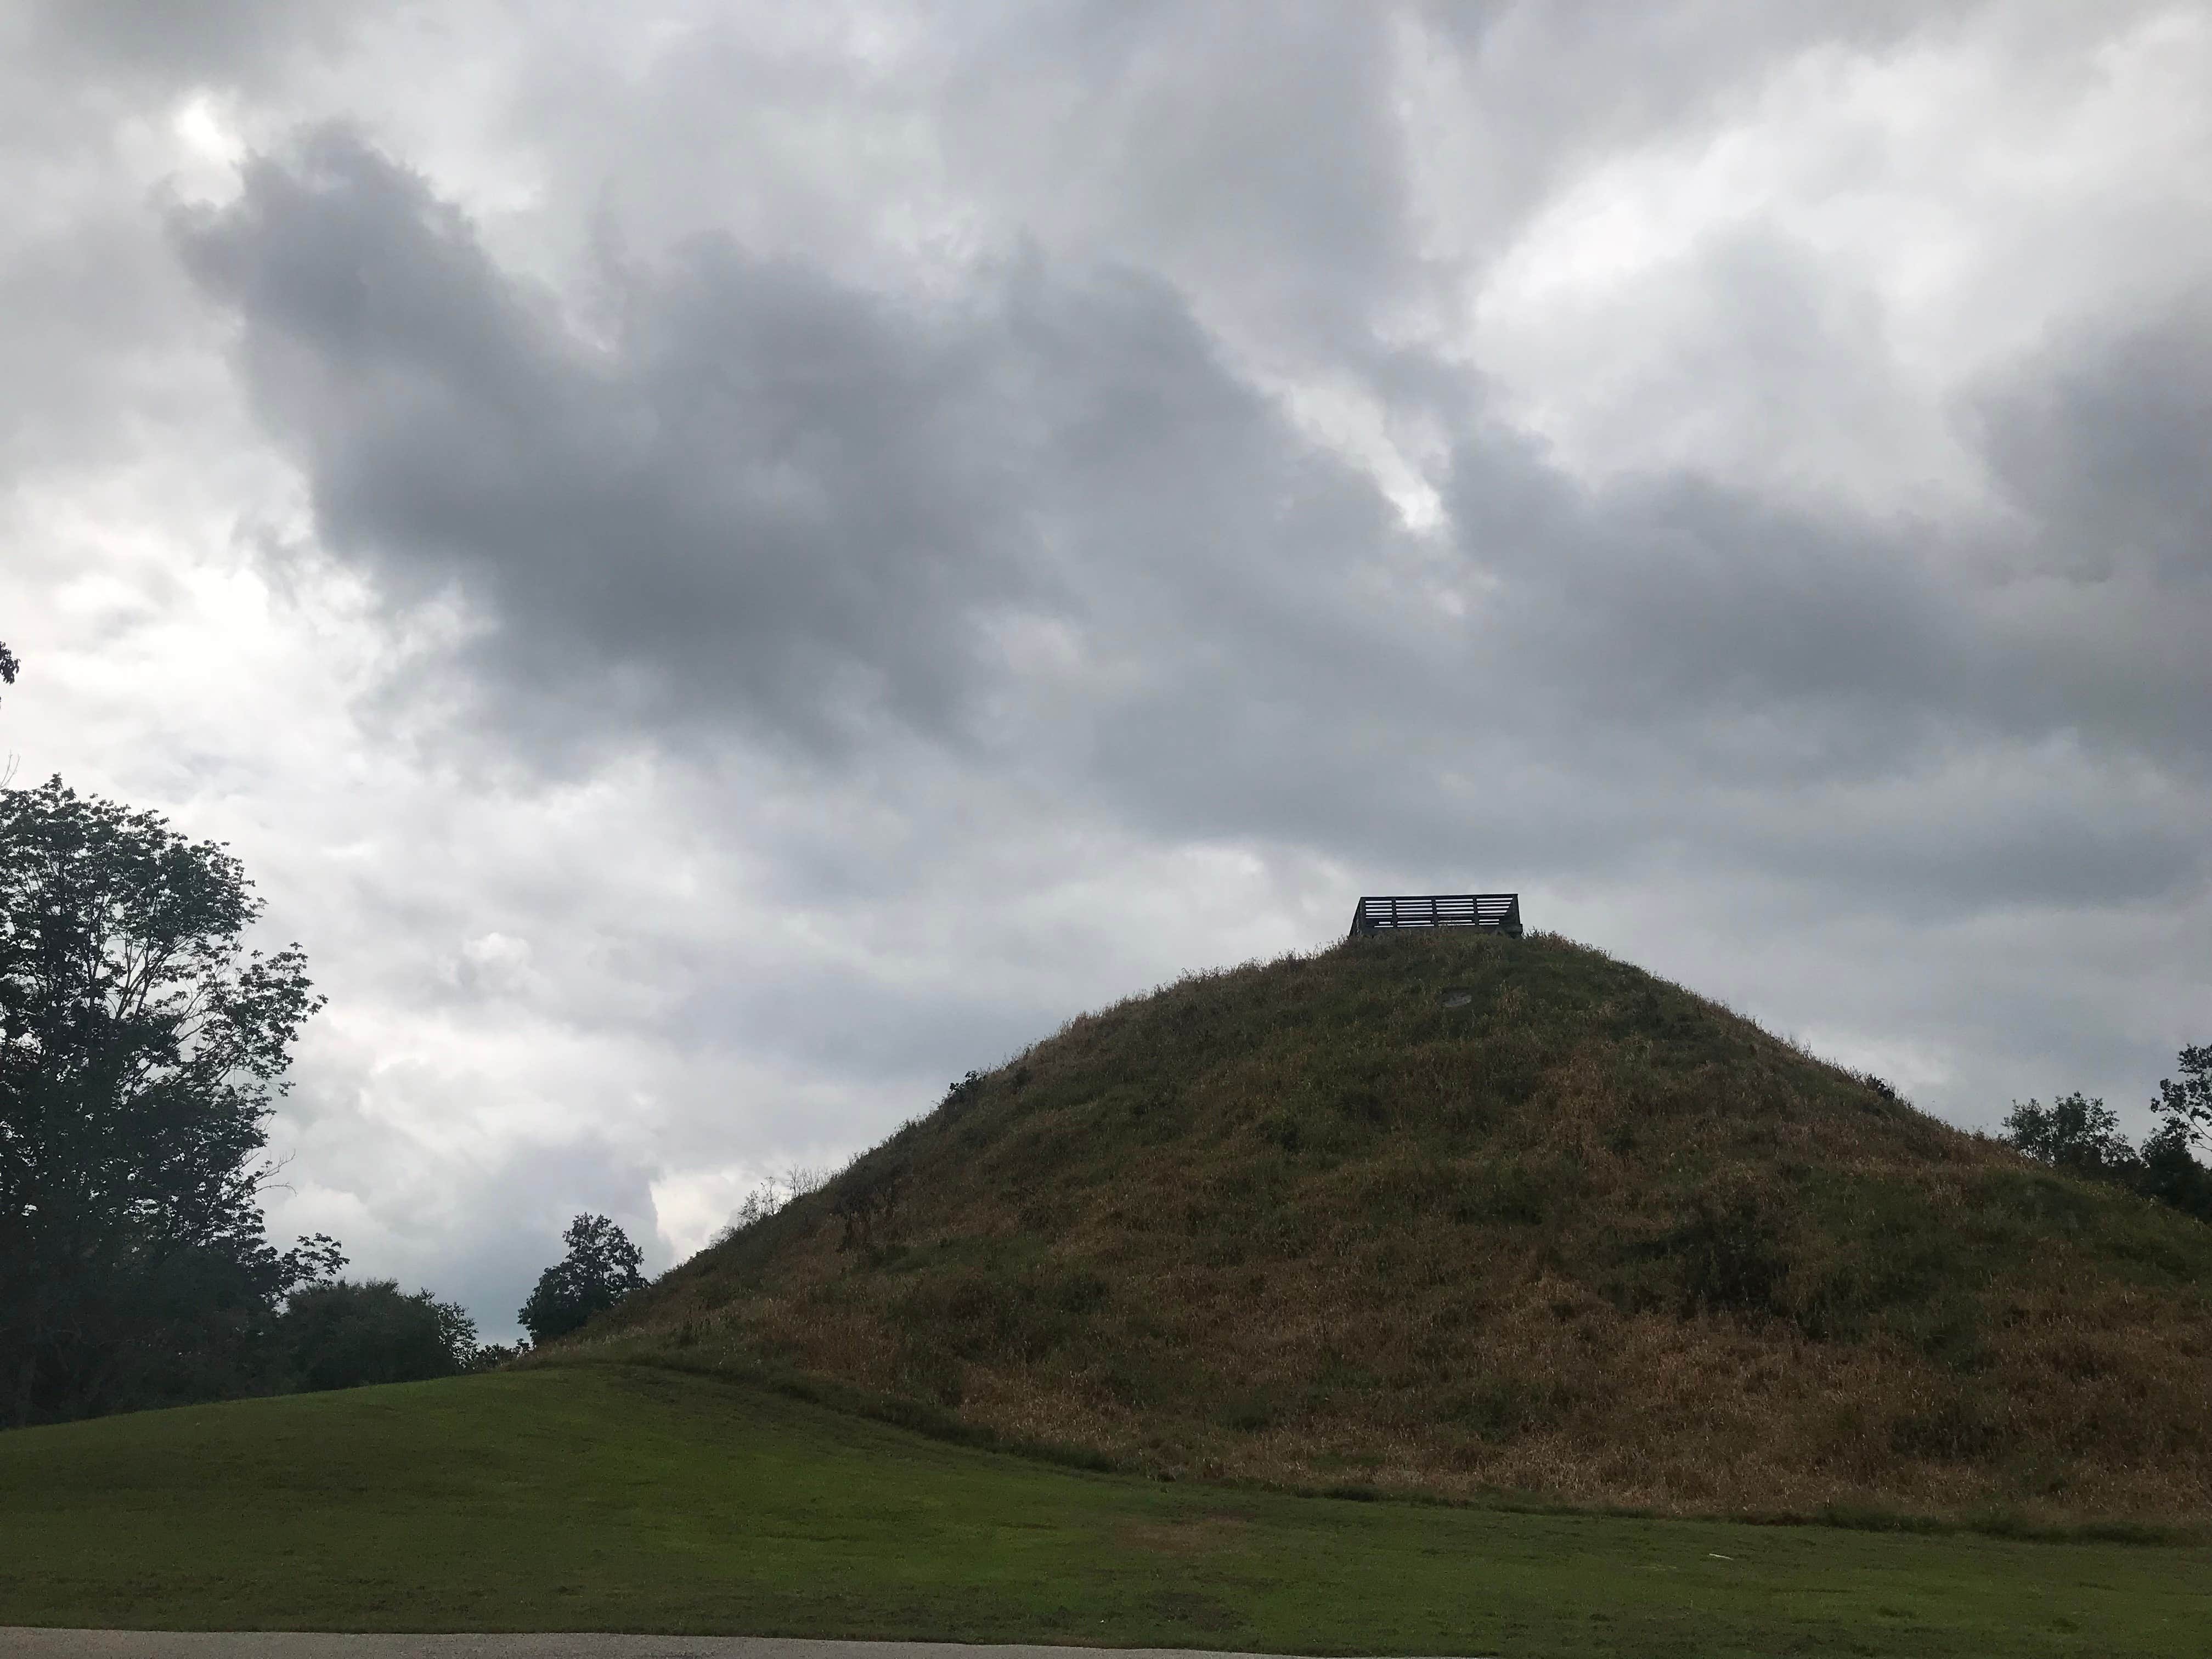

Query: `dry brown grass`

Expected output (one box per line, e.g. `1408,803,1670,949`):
590,930,2212,1523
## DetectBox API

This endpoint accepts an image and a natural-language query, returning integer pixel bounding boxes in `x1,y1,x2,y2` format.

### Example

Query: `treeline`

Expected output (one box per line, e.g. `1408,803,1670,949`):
2001,1047,2212,1222
0,768,496,1425
1,643,643,1427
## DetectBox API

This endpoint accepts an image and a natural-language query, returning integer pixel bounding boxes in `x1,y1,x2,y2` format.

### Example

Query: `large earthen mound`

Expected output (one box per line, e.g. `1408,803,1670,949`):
591,930,2212,1522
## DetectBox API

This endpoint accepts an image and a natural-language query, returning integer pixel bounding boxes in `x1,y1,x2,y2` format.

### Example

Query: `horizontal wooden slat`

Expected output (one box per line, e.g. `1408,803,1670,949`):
1348,893,1523,939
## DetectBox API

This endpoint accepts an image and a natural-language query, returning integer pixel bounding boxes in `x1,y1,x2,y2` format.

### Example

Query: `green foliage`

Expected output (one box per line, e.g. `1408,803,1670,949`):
2136,1117,2212,1222
0,776,328,1425
517,1212,645,1344
2003,1060,2212,1225
2004,1093,2139,1179
275,1278,479,1391
2154,1043,2212,1157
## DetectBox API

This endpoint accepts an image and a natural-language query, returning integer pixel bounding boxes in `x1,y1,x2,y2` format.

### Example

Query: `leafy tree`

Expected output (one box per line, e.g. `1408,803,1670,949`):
2003,1062,2212,1227
517,1212,645,1344
2001,1093,2140,1180
0,776,331,1424
2153,1043,2212,1158
2135,1116,2212,1224
276,1278,478,1391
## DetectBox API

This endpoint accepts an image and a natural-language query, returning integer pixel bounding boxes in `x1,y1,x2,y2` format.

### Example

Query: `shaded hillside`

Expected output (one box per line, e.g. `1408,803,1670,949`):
593,931,2212,1521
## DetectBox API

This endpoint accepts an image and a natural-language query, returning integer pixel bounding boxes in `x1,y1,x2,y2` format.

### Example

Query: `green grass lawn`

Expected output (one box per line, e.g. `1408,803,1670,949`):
1,1362,2204,1657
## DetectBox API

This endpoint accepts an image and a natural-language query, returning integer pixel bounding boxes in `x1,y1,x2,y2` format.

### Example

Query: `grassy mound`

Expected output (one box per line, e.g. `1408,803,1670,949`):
4,1362,2209,1655
596,930,2212,1521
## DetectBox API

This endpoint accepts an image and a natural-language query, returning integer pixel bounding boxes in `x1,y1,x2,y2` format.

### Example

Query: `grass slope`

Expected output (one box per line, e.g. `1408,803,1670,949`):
600,930,2212,1522
4,1363,2209,1656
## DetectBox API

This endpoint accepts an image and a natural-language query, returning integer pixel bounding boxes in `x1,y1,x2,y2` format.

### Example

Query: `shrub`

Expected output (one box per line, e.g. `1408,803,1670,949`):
278,1279,476,1391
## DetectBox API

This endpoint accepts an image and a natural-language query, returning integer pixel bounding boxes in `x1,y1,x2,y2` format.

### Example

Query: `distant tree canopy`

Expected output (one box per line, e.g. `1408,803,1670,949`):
2004,1050,2212,1224
518,1212,645,1344
276,1278,478,1392
0,775,334,1425
2155,1045,2212,1157
2002,1092,2137,1177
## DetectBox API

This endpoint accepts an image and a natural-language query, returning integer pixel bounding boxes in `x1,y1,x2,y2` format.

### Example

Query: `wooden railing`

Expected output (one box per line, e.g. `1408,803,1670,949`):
1348,893,1522,939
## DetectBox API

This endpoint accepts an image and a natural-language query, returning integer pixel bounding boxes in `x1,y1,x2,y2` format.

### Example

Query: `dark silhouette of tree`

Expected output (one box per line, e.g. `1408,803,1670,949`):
2,639,17,783
2001,1093,2139,1180
0,776,332,1424
2004,1065,2212,1226
2134,1116,2212,1222
517,1212,645,1343
276,1278,478,1391
2153,1044,2212,1157
2136,1045,2212,1222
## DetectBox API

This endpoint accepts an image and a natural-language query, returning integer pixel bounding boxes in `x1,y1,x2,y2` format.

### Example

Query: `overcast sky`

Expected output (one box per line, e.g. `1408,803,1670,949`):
5,1,2209,1338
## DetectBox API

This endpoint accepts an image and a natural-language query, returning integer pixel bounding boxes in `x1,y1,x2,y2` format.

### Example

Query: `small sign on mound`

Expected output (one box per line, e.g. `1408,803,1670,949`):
1349,892,1522,939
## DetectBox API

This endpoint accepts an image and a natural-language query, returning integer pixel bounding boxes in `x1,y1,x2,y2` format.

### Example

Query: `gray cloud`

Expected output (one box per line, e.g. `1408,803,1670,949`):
1961,303,2212,770
179,131,1157,754
178,114,2212,927
12,0,2211,1333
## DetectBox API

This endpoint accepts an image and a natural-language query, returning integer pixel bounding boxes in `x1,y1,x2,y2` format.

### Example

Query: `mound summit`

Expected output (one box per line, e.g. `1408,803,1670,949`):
592,930,2212,1522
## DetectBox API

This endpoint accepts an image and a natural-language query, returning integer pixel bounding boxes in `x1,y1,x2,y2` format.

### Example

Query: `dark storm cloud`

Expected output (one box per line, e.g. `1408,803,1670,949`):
1962,303,2212,771
1977,298,2212,591
178,131,1034,751
175,126,1414,759
178,121,2212,922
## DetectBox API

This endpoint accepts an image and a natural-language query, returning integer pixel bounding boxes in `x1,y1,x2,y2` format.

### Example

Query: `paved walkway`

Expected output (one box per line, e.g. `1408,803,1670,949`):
25,1642,1297,1658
